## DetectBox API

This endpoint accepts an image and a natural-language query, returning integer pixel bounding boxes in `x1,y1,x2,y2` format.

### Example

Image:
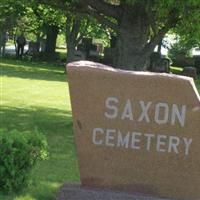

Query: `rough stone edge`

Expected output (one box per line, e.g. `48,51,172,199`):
66,60,192,81
67,61,200,107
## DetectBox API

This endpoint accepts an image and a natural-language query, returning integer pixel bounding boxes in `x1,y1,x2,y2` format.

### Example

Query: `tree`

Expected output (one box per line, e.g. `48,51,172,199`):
0,0,28,55
73,0,200,70
29,4,66,56
171,9,200,52
167,6,200,63
65,14,110,63
41,0,200,69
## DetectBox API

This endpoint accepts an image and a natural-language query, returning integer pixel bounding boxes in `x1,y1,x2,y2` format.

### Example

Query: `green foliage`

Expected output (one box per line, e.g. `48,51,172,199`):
1,58,79,199
0,0,29,30
170,66,183,75
15,3,66,40
56,34,66,47
168,40,193,60
0,0,66,43
37,4,65,28
0,129,48,193
165,1,200,49
119,0,200,49
78,16,111,47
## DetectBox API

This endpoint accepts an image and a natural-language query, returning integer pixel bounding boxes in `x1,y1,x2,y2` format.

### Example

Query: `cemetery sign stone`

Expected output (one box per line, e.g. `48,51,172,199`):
67,61,200,200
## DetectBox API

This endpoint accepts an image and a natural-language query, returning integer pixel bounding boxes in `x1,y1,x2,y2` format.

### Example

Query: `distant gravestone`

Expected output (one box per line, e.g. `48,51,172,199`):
67,61,200,200
182,67,197,79
194,56,200,74
73,50,86,61
103,48,115,66
28,42,40,55
150,52,170,73
78,38,100,62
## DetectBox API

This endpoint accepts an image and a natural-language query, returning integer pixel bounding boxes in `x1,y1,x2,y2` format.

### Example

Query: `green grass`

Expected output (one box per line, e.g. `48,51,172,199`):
0,58,200,200
56,48,67,61
6,40,15,47
0,58,79,200
170,66,184,75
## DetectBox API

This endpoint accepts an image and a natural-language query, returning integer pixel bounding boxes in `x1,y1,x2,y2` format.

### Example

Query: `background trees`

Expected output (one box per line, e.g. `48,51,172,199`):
65,14,110,63
73,0,200,70
1,0,200,70
169,9,200,59
0,0,28,54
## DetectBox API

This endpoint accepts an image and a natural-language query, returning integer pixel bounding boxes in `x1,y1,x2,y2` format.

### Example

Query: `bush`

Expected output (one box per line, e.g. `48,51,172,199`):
0,129,48,193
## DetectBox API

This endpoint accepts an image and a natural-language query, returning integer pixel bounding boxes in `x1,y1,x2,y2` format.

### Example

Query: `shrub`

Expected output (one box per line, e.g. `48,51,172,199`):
0,129,48,193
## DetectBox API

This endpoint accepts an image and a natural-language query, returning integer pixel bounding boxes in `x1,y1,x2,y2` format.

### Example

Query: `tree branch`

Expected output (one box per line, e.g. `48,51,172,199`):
143,26,169,55
79,0,120,19
142,8,181,55
88,9,119,31
147,9,157,36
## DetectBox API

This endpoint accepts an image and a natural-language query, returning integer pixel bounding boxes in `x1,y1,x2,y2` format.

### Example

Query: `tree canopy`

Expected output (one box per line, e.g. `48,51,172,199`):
1,0,200,70
68,0,199,70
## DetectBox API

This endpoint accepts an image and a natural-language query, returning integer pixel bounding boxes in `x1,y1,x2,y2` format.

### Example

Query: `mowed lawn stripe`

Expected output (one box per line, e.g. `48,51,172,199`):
1,58,79,200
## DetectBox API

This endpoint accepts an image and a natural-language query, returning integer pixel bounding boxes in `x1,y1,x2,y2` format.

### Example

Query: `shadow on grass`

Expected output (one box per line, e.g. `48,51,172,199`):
1,106,72,132
1,106,80,200
1,58,68,82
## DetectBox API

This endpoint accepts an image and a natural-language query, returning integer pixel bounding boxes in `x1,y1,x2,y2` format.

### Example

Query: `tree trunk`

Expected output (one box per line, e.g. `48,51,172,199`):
157,39,162,54
45,25,59,56
113,6,153,70
66,16,81,64
78,0,178,70
114,33,150,70
66,41,76,63
0,30,7,56
90,2,168,71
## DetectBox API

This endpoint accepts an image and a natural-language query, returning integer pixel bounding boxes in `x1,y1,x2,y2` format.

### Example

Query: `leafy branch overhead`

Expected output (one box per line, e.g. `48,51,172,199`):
1,0,199,70
70,0,198,69
36,0,200,51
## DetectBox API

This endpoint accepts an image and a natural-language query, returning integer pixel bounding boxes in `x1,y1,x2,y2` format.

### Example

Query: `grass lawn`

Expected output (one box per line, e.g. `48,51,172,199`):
0,58,200,200
170,66,183,75
1,58,79,200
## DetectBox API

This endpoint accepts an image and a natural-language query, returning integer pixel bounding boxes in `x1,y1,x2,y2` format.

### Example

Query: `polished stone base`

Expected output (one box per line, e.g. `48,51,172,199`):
56,183,173,200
